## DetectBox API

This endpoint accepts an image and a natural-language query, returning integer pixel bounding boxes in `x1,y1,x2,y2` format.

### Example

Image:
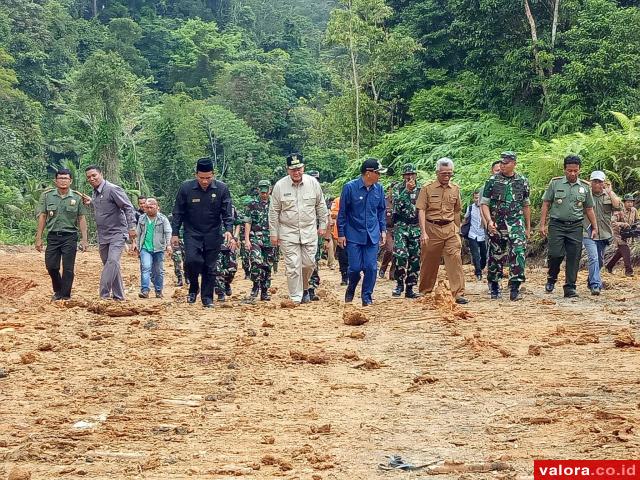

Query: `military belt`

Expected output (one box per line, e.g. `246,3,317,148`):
426,219,452,226
550,218,582,226
48,230,77,236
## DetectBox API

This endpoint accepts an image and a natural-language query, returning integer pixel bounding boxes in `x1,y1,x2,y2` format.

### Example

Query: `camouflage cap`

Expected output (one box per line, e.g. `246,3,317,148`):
500,151,517,161
623,194,635,201
402,163,417,175
257,180,271,192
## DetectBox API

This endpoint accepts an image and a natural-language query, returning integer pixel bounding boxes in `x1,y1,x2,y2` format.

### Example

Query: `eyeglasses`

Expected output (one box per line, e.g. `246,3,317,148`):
437,172,454,177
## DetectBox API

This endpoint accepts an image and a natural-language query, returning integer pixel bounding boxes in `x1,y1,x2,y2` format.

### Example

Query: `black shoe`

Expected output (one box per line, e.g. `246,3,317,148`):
378,269,386,279
249,284,260,299
455,296,469,305
405,286,419,299
217,293,226,302
139,291,149,299
345,288,355,303
51,293,62,301
225,285,232,296
308,288,320,301
605,266,613,274
340,276,348,286
260,288,271,301
187,293,197,304
564,289,578,298
590,286,601,296
392,280,404,297
509,285,522,301
244,274,250,280
476,274,483,281
489,281,501,300
362,300,373,307
301,290,311,304
155,291,163,298
545,281,555,293
177,279,183,287
203,301,214,308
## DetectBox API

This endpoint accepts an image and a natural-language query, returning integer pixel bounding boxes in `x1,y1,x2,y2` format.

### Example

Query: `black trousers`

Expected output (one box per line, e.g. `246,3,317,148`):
45,232,78,298
467,237,487,276
336,244,349,279
547,219,583,291
184,239,220,304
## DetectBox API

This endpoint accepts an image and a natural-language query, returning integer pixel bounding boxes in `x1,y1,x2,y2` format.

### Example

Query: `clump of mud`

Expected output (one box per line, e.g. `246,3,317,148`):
0,276,37,299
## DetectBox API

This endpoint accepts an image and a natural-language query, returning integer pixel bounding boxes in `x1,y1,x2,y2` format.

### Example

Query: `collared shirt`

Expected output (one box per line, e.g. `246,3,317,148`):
91,180,136,244
612,207,639,245
465,203,485,241
171,179,234,248
416,180,461,222
268,173,327,244
583,190,620,240
337,176,386,245
542,176,594,222
36,188,88,234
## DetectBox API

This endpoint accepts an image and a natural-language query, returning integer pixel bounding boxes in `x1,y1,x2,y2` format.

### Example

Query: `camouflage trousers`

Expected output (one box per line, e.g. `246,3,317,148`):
249,243,276,288
239,243,250,276
393,224,421,287
309,236,324,289
487,222,526,284
214,249,238,293
171,246,188,284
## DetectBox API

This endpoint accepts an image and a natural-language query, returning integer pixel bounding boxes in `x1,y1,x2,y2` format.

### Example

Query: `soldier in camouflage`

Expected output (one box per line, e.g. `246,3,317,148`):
238,196,253,279
214,208,240,301
391,164,422,299
480,151,531,301
244,180,275,301
171,238,187,287
307,170,322,301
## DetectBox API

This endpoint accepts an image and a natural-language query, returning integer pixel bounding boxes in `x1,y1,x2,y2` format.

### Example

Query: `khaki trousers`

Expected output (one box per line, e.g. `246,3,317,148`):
418,222,465,297
281,239,317,302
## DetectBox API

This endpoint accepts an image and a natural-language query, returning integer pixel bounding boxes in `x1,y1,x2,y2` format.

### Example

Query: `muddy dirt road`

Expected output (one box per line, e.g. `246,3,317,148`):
1,247,639,479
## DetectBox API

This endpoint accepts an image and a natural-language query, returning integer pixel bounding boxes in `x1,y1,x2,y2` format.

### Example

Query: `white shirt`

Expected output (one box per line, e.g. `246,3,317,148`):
466,203,486,241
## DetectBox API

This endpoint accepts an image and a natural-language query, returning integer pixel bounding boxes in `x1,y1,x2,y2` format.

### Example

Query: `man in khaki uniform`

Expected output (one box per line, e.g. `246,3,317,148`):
417,158,468,304
269,153,327,304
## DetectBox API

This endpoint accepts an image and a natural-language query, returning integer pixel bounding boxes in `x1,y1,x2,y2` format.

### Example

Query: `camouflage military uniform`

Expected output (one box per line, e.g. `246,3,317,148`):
172,239,187,286
308,236,324,290
480,172,530,286
239,222,251,278
245,198,275,289
392,182,421,289
214,244,238,297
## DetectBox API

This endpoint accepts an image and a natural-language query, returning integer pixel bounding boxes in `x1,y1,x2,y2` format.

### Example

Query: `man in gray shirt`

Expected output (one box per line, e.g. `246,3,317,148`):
85,165,136,300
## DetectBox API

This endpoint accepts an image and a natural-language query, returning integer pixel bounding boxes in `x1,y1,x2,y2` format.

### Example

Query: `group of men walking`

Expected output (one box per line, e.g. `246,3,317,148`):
35,151,637,307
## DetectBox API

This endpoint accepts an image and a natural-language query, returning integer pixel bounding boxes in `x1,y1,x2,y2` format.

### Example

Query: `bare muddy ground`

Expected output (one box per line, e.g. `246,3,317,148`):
1,247,639,479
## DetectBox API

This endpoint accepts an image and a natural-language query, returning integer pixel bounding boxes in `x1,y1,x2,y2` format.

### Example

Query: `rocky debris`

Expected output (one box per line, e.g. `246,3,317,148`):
309,424,331,434
261,454,293,471
0,367,8,378
20,352,37,364
413,373,438,385
461,333,511,357
268,287,278,294
261,320,274,328
7,466,32,480
574,333,599,345
614,329,637,348
343,309,369,326
342,350,359,360
260,435,275,444
0,307,19,314
0,275,37,299
354,358,382,370
421,282,474,321
528,345,542,356
280,299,298,309
37,342,54,351
290,350,329,364
348,330,366,339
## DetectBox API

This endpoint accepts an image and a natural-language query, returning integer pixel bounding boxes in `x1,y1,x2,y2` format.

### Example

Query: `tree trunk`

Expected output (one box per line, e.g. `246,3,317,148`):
92,0,97,17
551,0,560,49
524,0,549,103
347,0,361,159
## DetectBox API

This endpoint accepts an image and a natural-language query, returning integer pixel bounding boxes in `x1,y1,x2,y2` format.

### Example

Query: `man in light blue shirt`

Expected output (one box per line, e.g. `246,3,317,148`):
337,158,387,306
464,190,487,280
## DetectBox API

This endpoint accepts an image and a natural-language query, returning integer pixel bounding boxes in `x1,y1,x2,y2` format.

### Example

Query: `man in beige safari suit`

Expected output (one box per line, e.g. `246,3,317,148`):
269,153,327,304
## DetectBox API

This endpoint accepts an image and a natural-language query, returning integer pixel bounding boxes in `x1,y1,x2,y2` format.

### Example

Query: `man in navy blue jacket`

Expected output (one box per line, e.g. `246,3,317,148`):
337,158,387,306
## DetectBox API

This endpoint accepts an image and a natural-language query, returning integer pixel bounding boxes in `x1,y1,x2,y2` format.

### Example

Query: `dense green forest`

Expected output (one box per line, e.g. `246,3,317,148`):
1,0,640,242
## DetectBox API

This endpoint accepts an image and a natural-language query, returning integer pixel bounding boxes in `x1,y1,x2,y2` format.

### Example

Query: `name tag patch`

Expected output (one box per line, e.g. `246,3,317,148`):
192,198,200,203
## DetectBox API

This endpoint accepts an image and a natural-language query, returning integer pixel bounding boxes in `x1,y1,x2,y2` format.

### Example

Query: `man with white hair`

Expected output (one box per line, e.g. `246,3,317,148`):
582,170,621,295
416,157,468,304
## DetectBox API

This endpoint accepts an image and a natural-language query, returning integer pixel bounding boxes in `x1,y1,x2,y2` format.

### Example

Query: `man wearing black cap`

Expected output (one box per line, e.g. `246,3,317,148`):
337,158,387,306
269,153,327,304
171,157,234,308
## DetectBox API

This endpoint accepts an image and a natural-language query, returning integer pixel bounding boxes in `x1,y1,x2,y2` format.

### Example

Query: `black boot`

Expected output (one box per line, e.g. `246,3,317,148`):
340,274,348,286
490,281,501,300
308,288,320,301
225,285,232,296
545,279,555,293
176,276,183,287
301,290,311,304
405,285,419,299
392,279,404,297
378,268,386,279
260,287,271,301
249,283,260,299
217,292,226,302
509,283,522,301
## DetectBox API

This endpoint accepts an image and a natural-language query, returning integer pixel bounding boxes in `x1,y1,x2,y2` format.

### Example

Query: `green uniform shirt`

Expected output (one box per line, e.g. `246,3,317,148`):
245,199,271,247
480,172,530,227
583,191,620,240
36,189,88,234
142,217,156,251
392,182,421,225
542,177,594,222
